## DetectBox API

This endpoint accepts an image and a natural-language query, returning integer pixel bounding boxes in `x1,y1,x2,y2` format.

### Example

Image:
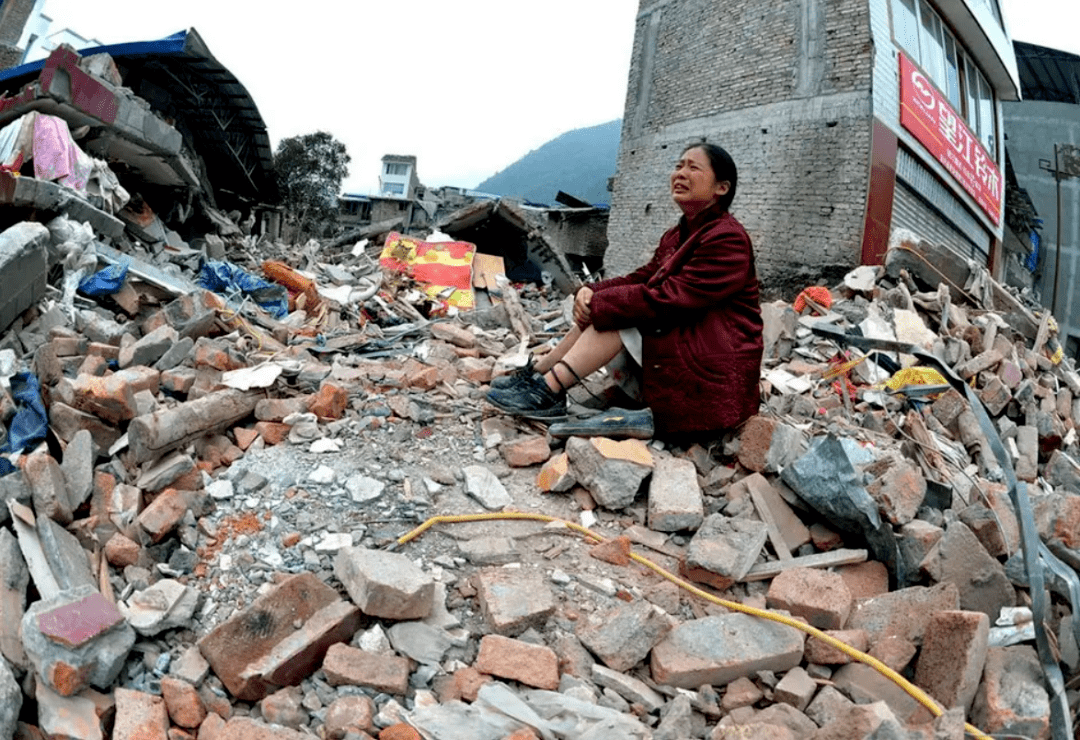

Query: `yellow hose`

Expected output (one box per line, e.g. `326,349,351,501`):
396,511,992,740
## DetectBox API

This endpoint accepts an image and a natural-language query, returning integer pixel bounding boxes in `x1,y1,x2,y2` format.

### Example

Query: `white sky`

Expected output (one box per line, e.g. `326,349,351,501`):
37,0,1080,195
41,0,638,194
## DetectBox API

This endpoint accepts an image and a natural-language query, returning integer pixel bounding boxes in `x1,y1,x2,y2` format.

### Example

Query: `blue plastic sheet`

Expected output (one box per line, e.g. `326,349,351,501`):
78,259,131,297
0,372,48,458
198,260,288,319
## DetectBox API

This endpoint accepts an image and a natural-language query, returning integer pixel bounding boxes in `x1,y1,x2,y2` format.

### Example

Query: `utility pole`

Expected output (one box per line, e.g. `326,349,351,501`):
1040,144,1080,319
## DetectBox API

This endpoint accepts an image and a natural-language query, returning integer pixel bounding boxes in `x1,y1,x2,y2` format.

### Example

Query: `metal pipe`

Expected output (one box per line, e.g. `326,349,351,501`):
1052,143,1063,318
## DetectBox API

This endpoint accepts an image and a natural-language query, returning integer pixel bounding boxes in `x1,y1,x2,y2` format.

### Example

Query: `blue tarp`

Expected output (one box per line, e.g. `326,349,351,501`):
78,259,131,297
0,372,48,465
198,260,288,318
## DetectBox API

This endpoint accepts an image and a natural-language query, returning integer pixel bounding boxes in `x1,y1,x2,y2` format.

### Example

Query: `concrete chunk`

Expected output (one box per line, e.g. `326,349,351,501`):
566,436,654,509
334,546,434,620
475,566,555,636
650,613,804,689
0,221,49,335
682,514,768,590
575,598,672,672
647,455,704,532
35,680,102,740
920,521,1015,621
0,528,29,668
971,646,1050,740
461,465,512,510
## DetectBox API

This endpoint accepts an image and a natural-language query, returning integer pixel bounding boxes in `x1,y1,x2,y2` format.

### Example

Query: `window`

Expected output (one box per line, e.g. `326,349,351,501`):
384,162,409,176
382,182,405,195
892,0,997,159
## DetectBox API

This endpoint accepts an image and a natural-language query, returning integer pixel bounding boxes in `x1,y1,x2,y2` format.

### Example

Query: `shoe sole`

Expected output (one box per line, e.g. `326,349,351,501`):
548,408,654,439
485,395,567,421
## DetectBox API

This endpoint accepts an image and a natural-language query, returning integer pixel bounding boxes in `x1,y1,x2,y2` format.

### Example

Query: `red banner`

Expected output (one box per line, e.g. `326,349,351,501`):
899,52,1001,226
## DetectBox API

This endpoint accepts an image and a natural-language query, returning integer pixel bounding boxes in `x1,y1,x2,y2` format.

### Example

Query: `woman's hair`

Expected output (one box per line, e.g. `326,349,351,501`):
682,142,737,212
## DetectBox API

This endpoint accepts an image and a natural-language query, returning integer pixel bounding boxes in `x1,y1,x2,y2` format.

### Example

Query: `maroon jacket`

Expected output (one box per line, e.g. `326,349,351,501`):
588,203,763,435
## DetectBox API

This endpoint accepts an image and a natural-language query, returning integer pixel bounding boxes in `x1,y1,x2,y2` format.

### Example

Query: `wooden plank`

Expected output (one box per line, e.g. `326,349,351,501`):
747,485,793,560
741,548,868,582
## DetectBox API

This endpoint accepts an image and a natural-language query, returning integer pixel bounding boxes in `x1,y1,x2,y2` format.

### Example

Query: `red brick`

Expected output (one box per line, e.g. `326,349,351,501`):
138,488,190,543
457,356,492,384
105,532,141,567
87,342,120,360
308,383,349,420
475,634,559,690
430,323,475,348
766,568,853,630
193,338,240,371
379,724,422,740
804,629,869,665
735,415,777,473
834,561,889,600
161,676,207,729
322,643,410,695
23,452,73,524
161,367,197,395
217,717,307,739
197,713,227,740
77,353,108,377
324,695,375,737
448,666,492,702
254,421,291,446
407,363,440,390
233,427,259,451
589,536,632,566
63,374,139,424
113,688,169,740
501,435,551,467
913,610,989,712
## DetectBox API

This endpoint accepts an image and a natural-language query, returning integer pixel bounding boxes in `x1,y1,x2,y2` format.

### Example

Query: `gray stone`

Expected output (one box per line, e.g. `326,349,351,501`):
684,514,768,587
461,465,511,510
575,598,672,672
0,528,28,669
650,613,804,689
846,582,959,645
334,546,433,620
475,567,555,636
35,679,102,740
590,663,664,712
153,335,194,371
647,455,704,532
653,693,695,740
565,436,653,509
171,645,210,686
774,665,816,711
805,684,857,727
235,471,269,496
119,579,199,636
458,536,518,565
971,646,1050,740
206,479,234,500
831,663,930,725
119,324,178,369
22,585,136,695
345,474,385,503
60,429,95,508
387,621,453,665
38,516,96,593
0,655,20,739
0,469,29,525
920,521,1015,621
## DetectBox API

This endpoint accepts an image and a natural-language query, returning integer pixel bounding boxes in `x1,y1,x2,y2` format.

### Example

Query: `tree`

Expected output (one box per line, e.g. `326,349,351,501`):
274,131,350,242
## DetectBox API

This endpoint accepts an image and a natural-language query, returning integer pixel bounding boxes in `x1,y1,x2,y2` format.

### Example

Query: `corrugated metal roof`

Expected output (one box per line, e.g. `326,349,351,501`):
1015,40,1080,105
0,28,276,202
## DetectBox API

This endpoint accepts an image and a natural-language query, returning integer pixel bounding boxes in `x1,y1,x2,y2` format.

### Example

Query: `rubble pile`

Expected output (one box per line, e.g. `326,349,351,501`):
0,37,1076,740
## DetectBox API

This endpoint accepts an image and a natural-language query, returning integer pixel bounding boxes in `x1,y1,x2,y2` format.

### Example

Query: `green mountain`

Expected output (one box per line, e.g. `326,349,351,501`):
475,119,621,206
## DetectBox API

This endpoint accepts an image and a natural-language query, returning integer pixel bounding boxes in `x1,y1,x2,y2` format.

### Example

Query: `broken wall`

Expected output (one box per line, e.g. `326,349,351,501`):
607,0,875,296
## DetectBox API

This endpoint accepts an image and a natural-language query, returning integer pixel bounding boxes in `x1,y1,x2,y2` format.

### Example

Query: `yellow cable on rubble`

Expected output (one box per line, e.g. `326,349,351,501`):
396,512,993,740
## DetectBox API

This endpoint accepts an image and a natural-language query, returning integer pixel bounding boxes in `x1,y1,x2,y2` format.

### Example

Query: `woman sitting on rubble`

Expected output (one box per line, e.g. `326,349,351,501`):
486,142,763,438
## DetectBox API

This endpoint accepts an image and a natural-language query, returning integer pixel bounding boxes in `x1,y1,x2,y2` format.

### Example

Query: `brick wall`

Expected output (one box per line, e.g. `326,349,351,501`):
608,0,875,296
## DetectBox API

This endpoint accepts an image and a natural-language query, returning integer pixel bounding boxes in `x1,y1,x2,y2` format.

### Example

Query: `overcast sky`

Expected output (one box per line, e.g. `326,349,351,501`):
38,0,1079,194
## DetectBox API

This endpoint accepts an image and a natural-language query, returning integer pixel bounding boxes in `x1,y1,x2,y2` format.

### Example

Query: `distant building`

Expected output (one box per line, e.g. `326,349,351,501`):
1003,42,1080,356
607,0,1019,296
0,0,42,68
379,154,419,199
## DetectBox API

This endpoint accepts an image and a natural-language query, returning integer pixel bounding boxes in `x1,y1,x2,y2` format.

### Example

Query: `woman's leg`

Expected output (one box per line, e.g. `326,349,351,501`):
542,326,623,392
534,324,582,374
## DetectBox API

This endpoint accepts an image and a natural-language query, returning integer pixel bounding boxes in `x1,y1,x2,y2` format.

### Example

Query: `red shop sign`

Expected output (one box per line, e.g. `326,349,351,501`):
898,52,1001,226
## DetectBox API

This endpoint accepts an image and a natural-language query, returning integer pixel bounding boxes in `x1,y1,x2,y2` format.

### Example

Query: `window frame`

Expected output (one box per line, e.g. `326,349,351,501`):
891,0,997,161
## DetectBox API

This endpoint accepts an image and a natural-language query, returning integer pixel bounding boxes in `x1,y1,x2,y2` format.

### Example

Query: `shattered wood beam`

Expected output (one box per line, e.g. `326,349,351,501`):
128,389,261,464
741,549,867,581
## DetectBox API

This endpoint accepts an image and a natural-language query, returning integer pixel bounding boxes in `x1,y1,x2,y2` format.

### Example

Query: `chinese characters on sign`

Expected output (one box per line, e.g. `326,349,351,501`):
898,52,1001,226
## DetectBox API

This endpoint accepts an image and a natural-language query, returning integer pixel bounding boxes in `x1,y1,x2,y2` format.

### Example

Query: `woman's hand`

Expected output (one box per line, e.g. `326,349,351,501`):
573,286,594,327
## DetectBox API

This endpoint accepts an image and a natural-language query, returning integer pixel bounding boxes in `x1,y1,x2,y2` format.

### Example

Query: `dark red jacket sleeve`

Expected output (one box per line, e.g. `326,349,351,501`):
588,221,753,332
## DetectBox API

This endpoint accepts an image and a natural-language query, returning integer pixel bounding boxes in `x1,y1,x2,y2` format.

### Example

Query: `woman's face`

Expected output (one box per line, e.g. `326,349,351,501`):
670,147,730,215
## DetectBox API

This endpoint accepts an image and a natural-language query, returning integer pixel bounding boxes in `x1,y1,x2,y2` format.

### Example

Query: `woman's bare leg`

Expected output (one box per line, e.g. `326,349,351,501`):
542,326,623,392
534,324,582,374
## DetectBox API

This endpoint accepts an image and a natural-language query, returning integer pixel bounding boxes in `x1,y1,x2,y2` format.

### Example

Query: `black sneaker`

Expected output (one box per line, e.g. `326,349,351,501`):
489,357,535,391
486,372,566,419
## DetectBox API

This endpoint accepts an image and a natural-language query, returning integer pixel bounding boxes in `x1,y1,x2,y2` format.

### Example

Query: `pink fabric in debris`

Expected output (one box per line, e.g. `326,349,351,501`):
33,113,92,190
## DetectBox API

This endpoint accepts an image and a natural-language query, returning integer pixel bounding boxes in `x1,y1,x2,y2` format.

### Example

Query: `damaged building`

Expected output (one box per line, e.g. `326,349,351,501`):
607,0,1020,297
